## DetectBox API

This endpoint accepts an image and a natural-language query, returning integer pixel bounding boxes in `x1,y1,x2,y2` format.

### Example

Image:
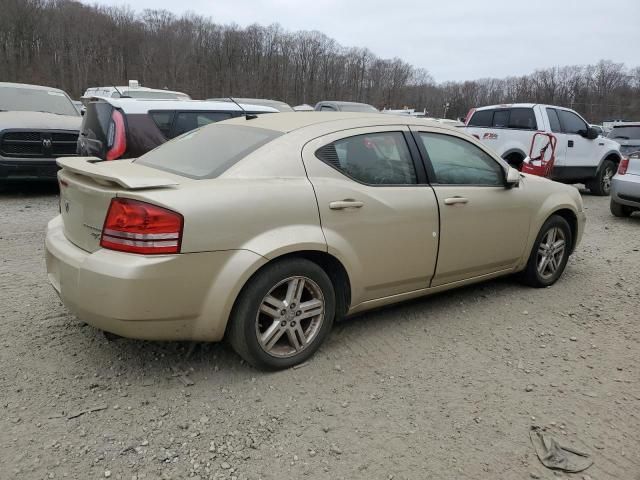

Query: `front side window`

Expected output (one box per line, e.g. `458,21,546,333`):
320,105,336,111
315,132,417,185
558,110,588,135
419,132,503,186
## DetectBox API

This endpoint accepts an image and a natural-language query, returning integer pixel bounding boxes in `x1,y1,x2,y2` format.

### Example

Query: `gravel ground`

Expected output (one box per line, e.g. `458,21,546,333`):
1,182,639,480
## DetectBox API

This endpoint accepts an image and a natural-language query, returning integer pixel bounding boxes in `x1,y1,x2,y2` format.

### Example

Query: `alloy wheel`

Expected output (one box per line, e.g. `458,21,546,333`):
536,227,566,280
255,276,325,358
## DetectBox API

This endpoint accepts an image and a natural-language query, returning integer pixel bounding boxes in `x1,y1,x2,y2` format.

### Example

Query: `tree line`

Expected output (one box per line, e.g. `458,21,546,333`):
1,0,639,123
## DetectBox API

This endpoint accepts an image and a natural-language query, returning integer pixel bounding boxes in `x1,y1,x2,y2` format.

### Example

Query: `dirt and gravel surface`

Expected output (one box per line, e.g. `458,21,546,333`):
1,182,639,480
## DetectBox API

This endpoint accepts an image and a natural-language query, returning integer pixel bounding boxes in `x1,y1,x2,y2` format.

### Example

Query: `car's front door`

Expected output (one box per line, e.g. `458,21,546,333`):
301,126,440,306
557,109,595,169
412,128,532,286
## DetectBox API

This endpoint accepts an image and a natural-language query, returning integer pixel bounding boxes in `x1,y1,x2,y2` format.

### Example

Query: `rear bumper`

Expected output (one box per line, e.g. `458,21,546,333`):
0,157,59,180
611,174,640,208
45,216,267,341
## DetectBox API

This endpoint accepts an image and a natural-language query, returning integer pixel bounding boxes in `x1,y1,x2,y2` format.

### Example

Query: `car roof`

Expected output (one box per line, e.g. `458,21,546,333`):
0,82,68,94
89,98,279,114
316,100,374,106
222,111,458,133
84,86,186,95
208,98,294,112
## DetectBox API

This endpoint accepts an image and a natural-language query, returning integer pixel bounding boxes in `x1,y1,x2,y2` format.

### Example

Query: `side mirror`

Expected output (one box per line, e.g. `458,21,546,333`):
505,166,521,187
583,127,599,140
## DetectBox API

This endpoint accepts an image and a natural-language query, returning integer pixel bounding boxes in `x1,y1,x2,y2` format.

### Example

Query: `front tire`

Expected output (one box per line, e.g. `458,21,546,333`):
227,258,335,370
587,159,615,196
610,199,633,217
520,215,572,288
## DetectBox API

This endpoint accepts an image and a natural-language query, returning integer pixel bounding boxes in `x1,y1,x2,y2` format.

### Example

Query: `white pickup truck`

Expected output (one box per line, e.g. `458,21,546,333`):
463,103,622,195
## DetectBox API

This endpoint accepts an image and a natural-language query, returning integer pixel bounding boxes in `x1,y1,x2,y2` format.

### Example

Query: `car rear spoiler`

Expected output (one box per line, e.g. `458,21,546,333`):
56,157,179,189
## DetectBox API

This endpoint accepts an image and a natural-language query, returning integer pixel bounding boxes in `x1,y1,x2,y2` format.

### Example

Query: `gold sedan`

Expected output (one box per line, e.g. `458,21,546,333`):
46,113,586,369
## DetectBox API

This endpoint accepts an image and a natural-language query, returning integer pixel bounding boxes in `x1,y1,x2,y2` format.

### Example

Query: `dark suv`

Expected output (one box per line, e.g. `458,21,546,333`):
77,98,278,160
0,82,80,181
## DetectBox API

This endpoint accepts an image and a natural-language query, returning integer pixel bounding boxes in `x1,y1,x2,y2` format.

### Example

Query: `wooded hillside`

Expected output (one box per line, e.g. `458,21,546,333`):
1,0,638,122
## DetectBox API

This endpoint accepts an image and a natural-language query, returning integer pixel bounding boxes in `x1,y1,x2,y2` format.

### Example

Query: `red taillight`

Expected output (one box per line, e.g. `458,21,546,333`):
618,157,629,175
100,198,183,254
106,109,127,160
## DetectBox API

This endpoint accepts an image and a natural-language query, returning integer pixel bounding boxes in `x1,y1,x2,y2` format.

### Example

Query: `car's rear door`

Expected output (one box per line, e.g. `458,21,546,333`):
411,127,532,286
301,126,439,306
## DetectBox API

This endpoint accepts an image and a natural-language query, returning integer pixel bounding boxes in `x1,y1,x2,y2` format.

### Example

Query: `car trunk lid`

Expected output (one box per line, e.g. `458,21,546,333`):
57,156,180,252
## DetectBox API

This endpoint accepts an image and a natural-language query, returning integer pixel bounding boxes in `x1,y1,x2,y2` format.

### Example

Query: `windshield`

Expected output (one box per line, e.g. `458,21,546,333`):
136,124,282,179
0,85,78,116
608,126,640,140
120,90,190,100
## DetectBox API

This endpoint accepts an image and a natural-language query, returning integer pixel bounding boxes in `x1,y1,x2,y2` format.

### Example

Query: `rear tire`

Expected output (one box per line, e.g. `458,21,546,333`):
587,159,615,196
610,199,633,217
504,153,525,171
519,215,572,288
227,258,335,370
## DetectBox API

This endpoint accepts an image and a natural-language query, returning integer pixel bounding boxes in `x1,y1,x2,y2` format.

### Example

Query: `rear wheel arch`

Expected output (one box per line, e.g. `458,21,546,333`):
228,250,352,328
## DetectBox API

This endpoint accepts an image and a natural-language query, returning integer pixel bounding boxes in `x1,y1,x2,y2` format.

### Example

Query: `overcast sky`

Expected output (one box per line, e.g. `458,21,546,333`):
95,0,639,82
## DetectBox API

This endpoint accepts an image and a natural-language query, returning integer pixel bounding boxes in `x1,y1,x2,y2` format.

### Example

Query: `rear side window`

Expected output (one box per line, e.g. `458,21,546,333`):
546,108,562,133
136,125,281,179
468,110,493,127
492,110,509,128
82,102,113,141
315,131,417,185
508,108,537,129
150,111,175,138
608,126,640,140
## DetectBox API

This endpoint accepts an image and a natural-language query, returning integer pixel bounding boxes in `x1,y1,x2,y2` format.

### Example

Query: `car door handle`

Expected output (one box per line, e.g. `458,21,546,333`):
444,197,469,206
329,200,364,210
568,140,574,148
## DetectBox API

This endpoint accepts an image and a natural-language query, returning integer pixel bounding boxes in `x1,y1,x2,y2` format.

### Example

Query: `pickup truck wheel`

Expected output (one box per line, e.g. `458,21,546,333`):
504,153,524,170
587,159,615,196
519,215,572,288
610,199,633,217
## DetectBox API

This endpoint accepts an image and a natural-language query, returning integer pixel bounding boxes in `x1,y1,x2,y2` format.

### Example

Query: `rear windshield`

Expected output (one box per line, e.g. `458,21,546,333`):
135,124,282,179
608,126,640,140
0,85,78,116
339,104,378,112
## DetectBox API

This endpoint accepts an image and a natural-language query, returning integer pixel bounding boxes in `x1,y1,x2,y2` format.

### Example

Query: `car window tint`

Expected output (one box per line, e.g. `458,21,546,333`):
320,105,336,111
419,132,503,186
150,111,175,138
508,108,537,129
492,110,509,128
546,108,562,133
136,125,281,179
558,110,587,135
316,132,417,185
468,109,493,127
172,112,233,138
